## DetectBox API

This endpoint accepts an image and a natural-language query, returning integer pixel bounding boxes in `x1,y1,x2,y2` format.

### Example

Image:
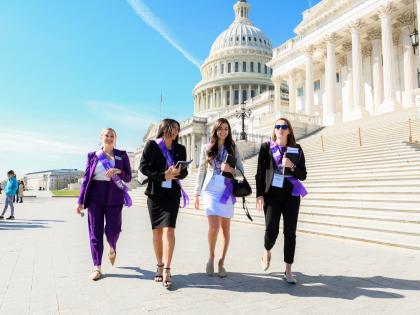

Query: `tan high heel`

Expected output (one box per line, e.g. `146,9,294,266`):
108,249,116,266
91,270,102,281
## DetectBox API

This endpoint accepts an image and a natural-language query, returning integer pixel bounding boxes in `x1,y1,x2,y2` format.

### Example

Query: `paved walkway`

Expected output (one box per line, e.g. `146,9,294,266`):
0,197,419,314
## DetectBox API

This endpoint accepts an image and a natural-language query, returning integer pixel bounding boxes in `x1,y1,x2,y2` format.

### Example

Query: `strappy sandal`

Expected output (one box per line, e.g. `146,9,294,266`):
154,264,164,282
163,267,172,289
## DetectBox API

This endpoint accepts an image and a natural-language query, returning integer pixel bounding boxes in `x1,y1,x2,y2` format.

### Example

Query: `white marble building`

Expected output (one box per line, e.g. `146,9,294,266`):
135,0,420,168
135,0,321,169
268,0,420,126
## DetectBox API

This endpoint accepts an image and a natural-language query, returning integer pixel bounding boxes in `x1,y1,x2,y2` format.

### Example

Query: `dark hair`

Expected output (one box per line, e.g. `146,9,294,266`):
7,170,15,176
156,118,180,143
271,117,297,147
206,118,235,163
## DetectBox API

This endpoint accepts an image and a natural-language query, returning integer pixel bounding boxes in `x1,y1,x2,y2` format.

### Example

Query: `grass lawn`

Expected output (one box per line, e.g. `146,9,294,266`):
51,190,80,197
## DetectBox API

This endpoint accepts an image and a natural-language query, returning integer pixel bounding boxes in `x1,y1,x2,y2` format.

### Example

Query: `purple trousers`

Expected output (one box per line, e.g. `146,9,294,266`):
87,182,123,267
87,181,123,266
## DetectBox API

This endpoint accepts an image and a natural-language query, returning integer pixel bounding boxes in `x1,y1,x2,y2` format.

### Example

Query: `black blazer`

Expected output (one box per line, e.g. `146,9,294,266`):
255,142,307,197
139,140,188,198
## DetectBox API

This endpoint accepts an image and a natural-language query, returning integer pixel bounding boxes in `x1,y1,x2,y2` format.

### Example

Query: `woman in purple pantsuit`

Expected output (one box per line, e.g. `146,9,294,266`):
76,128,132,281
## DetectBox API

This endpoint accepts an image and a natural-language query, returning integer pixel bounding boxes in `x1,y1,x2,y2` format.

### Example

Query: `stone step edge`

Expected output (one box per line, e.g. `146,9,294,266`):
178,209,420,251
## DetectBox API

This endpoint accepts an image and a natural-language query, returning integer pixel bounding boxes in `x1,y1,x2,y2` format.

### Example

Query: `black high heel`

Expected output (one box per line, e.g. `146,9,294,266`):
163,267,172,289
154,264,164,282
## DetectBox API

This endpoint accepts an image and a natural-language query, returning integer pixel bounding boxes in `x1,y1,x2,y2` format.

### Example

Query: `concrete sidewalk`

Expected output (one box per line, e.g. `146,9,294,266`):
0,198,419,314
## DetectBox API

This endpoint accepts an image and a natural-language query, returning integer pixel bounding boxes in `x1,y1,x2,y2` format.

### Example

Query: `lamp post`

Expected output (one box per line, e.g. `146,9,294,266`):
235,101,252,140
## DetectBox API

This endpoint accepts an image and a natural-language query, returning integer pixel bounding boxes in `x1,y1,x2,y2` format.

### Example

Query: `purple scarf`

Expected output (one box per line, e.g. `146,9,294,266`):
96,150,132,207
269,141,308,198
156,138,189,208
207,143,236,205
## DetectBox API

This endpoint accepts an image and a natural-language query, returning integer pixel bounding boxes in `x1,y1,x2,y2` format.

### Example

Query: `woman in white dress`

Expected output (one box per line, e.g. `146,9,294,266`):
194,118,244,277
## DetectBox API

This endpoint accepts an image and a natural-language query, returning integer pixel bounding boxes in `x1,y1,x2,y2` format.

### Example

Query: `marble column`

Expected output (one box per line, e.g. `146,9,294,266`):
239,84,243,105
186,135,191,161
205,90,209,110
324,33,337,125
399,12,417,107
257,84,261,95
230,85,234,106
379,3,397,111
304,46,314,115
272,76,282,112
363,46,374,115
287,71,296,113
221,86,225,107
349,20,365,115
342,42,353,120
370,30,384,113
418,0,420,71
191,133,196,164
212,88,216,109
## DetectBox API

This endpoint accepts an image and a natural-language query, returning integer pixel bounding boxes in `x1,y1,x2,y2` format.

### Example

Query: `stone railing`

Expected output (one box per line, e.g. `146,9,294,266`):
180,116,207,127
232,131,270,144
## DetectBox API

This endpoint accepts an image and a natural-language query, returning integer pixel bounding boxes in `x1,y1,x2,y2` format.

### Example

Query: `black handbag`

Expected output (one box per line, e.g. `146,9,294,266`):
233,168,252,197
233,168,253,221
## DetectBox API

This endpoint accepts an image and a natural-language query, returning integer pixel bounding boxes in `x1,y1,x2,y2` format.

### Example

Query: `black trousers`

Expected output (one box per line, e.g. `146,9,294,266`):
263,185,300,264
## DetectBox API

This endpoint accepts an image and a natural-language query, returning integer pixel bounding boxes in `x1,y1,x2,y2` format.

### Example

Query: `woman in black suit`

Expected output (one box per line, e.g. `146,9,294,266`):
255,117,307,284
139,118,188,289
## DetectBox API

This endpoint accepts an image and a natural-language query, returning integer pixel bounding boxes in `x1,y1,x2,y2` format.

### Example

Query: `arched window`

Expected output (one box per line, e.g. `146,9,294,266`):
235,62,239,72
250,62,254,72
258,62,261,73
243,62,247,72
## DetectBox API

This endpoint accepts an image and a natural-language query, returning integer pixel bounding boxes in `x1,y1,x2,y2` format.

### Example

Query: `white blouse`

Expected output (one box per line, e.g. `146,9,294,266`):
93,159,116,181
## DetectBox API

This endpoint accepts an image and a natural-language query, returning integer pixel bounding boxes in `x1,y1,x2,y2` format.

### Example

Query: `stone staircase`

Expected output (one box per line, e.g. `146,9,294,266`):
131,108,420,250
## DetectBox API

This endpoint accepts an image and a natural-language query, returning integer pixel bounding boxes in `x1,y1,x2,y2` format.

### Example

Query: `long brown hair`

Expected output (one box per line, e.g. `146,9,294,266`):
156,118,180,143
271,117,297,147
207,118,235,163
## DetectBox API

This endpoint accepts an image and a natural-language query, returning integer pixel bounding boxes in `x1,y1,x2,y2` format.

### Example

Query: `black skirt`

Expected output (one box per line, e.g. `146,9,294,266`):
147,195,180,229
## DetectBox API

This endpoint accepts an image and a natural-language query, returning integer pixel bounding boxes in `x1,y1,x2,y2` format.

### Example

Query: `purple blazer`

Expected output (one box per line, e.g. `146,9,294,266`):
78,149,132,208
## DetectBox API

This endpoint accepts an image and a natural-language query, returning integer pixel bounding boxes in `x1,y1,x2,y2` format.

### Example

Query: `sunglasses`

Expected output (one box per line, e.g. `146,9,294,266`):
274,124,289,130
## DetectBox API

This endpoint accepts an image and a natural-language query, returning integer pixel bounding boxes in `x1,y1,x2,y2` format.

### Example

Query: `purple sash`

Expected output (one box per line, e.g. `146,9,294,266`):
269,141,308,198
155,138,189,208
207,143,236,205
96,150,132,207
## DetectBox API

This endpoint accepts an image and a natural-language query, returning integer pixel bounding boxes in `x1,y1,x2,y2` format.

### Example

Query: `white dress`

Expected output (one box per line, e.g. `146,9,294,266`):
203,172,235,219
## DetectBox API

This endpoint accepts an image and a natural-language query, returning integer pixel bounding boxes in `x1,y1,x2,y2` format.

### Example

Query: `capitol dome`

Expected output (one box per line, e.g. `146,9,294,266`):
193,0,274,116
209,5,272,56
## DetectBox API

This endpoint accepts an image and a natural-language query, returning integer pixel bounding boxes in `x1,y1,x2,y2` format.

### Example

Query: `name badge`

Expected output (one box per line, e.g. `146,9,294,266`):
115,156,122,160
272,173,284,188
287,147,299,154
162,180,172,189
213,174,226,187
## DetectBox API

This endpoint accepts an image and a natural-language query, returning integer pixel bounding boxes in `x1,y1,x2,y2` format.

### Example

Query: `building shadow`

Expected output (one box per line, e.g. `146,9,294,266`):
0,219,65,230
108,266,155,281
168,271,420,299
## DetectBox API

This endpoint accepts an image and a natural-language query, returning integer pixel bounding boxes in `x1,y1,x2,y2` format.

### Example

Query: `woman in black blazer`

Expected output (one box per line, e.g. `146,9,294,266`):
255,117,307,284
139,118,188,289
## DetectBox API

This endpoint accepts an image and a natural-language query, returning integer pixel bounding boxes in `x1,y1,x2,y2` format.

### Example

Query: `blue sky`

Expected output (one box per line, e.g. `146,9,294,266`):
0,0,320,179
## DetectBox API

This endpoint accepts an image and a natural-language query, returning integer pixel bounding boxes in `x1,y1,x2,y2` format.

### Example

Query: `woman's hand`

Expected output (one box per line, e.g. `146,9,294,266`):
165,166,178,180
256,196,265,212
282,157,295,169
105,168,121,177
194,195,200,210
76,204,83,215
221,163,236,176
